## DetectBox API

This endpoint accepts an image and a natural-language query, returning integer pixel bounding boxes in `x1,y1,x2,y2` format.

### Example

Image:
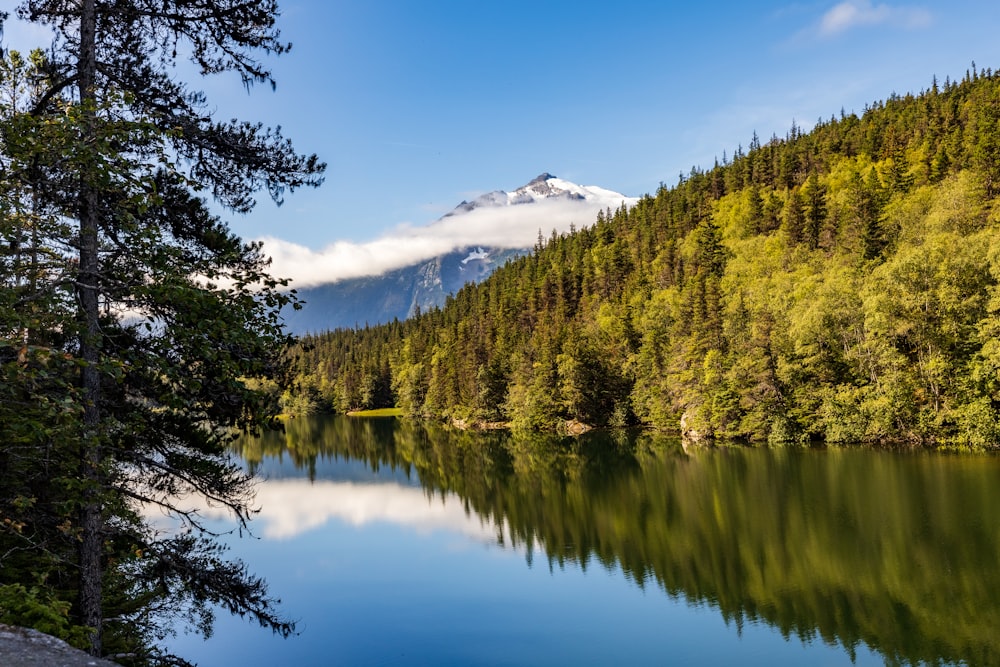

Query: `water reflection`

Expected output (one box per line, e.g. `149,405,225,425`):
240,479,504,542
235,416,1000,666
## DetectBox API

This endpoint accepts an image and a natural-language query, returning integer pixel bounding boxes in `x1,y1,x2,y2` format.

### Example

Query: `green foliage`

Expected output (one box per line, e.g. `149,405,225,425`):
1,1,323,662
289,67,1000,449
0,584,91,649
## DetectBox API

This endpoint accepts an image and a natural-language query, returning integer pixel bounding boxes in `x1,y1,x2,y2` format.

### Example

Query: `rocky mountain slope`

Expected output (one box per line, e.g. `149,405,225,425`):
283,245,527,333
282,173,632,334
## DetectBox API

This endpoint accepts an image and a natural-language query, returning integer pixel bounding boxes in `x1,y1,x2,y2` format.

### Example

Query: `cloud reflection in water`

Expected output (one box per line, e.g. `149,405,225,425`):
161,479,507,544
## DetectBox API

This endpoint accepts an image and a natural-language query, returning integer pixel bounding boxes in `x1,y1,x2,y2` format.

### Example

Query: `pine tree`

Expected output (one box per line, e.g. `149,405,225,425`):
802,173,828,249
782,186,806,244
856,168,888,260
4,0,324,659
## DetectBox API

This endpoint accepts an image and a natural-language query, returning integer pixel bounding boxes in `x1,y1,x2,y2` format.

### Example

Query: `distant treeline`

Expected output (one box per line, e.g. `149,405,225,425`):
285,66,1000,448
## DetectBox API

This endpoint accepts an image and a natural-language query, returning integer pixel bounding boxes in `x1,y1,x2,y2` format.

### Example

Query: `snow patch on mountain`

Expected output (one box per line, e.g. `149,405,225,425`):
461,248,490,264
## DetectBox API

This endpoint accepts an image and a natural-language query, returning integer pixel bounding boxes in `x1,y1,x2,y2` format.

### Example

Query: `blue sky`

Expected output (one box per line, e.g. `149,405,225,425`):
4,0,1000,282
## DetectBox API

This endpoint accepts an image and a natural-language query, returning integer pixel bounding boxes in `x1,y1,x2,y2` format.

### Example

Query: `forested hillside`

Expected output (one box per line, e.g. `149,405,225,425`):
287,66,1000,448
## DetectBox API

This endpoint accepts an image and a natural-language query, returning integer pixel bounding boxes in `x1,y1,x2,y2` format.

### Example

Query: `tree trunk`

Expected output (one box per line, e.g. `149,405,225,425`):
77,0,103,656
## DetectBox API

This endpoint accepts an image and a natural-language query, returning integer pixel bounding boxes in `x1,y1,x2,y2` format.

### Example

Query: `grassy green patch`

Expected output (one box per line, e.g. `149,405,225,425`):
347,407,403,418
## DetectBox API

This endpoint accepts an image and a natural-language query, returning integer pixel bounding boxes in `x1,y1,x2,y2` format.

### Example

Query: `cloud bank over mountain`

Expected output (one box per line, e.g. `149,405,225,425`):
258,174,635,288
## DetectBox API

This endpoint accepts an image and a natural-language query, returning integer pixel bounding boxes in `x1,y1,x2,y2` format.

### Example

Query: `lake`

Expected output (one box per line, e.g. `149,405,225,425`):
170,415,1000,666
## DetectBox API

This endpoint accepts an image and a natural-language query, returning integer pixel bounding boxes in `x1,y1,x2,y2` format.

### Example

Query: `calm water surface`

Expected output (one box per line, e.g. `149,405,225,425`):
171,415,1000,666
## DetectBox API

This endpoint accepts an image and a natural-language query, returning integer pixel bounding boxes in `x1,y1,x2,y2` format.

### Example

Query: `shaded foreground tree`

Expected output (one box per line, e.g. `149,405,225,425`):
0,1,323,663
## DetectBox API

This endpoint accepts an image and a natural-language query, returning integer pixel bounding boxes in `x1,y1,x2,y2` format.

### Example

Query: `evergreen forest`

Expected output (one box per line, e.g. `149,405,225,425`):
287,66,1000,449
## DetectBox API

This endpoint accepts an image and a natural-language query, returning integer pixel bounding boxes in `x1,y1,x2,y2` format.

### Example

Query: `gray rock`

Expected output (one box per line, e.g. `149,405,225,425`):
0,624,120,667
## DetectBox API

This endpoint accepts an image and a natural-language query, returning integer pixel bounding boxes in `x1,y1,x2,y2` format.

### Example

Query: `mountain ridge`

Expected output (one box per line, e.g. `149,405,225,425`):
283,173,632,333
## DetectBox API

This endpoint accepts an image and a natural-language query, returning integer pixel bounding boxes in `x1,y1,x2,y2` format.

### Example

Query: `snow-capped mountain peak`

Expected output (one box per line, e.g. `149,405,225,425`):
445,173,631,217
279,172,636,332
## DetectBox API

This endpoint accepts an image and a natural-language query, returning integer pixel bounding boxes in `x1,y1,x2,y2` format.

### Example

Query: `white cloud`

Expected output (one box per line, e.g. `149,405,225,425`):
144,478,512,544
818,1,931,36
259,195,633,288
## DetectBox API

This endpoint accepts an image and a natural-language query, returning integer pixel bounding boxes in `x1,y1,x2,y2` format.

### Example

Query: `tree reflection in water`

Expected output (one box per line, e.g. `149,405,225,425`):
235,416,1000,666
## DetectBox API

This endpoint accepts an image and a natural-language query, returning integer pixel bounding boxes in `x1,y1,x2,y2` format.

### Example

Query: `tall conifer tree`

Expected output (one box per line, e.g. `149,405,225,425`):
2,0,324,660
